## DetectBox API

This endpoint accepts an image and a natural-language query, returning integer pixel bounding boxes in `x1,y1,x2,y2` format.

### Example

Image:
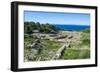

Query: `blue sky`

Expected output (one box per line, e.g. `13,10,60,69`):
24,11,90,25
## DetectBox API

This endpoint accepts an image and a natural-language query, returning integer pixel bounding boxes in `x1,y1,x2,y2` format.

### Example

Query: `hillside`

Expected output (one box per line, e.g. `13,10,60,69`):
24,22,90,61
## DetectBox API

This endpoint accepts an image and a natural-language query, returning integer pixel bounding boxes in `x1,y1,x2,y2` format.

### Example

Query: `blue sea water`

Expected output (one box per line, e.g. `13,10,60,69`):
53,24,90,31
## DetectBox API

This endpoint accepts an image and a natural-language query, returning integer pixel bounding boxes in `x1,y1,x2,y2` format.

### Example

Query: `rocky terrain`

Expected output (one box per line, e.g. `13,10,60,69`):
24,29,90,62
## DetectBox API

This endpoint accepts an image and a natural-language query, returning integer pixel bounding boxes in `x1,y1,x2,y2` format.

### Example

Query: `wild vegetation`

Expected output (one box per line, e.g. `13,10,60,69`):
61,29,90,59
24,22,90,62
24,22,58,34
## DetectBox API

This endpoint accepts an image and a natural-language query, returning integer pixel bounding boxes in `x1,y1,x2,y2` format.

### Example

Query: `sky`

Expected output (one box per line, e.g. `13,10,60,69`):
24,11,90,25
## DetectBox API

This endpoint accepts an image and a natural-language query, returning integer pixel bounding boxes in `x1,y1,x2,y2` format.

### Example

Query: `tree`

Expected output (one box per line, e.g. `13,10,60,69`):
24,21,59,34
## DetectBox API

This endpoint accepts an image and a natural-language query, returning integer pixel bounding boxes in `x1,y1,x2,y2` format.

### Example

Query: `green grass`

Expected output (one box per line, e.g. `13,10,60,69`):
81,29,90,33
60,29,90,60
41,39,63,50
61,49,90,59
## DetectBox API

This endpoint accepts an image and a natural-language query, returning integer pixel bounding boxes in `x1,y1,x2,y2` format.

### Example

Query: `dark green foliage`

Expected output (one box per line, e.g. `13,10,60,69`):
81,38,90,45
24,22,58,34
24,22,36,34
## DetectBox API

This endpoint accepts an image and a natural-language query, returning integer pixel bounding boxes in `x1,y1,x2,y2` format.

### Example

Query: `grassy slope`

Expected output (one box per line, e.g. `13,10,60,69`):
61,29,90,59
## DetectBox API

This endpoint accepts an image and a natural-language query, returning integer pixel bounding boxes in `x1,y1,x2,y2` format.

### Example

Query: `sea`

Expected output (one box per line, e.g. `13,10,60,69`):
53,24,90,31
